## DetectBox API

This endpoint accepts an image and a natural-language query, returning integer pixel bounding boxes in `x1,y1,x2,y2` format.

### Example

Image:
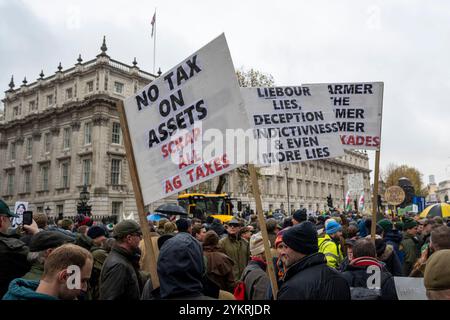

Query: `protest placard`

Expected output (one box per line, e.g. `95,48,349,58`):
241,86,345,165
306,82,384,150
347,173,364,197
122,34,251,205
394,277,427,300
11,201,28,229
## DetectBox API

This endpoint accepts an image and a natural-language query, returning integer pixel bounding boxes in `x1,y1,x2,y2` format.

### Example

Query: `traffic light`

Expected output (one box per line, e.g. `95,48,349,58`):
327,194,333,209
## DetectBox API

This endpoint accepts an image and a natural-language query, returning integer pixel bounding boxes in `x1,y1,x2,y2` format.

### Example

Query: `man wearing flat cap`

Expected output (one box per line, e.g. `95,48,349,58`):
277,221,350,300
100,220,143,300
22,231,74,281
219,218,250,281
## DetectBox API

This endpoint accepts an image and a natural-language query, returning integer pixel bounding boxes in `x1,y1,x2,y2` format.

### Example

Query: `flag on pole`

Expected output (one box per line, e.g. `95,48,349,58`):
151,12,156,37
358,191,365,211
345,190,352,211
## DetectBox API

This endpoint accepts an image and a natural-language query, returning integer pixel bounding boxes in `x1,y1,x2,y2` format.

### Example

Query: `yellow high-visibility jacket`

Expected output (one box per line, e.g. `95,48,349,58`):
318,234,344,269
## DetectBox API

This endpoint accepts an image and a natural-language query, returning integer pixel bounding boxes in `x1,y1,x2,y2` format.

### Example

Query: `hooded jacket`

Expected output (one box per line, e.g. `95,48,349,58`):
0,232,31,297
2,278,57,300
278,252,350,300
341,256,398,300
384,229,404,263
376,241,403,276
158,233,213,299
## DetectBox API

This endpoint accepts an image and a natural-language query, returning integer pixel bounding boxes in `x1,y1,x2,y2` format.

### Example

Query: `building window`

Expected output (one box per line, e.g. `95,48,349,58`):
114,82,124,94
65,88,73,100
41,166,49,191
63,127,71,149
57,205,64,214
9,142,16,160
24,170,31,193
26,137,33,157
13,106,21,117
112,122,121,144
112,202,122,216
61,162,70,188
47,94,54,107
84,122,92,145
82,159,91,185
44,132,51,153
111,159,121,185
86,81,94,93
29,101,37,112
7,173,14,195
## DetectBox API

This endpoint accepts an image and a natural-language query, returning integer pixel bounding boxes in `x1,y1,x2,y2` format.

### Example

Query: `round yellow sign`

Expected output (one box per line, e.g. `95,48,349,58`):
384,186,405,206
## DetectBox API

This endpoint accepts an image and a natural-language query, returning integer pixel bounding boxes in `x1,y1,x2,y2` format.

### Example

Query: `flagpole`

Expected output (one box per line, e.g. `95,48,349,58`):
153,9,156,74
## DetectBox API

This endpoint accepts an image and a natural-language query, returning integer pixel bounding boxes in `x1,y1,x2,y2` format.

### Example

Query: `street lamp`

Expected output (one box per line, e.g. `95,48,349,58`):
284,165,291,216
45,206,51,216
77,185,92,216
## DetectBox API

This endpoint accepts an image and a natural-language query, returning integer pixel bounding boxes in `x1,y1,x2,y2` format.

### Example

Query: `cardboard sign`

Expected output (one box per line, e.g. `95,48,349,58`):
241,86,344,165
385,186,405,206
11,201,28,229
306,82,383,150
122,34,251,205
394,277,428,300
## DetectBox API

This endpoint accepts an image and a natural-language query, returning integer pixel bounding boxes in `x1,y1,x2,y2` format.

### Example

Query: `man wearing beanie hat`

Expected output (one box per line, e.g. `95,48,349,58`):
318,220,344,269
400,217,420,276
424,249,450,300
100,220,143,300
292,209,307,225
239,232,271,300
278,222,350,300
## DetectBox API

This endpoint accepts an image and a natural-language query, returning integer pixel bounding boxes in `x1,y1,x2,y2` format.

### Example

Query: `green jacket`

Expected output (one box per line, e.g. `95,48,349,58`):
318,234,344,269
219,235,249,281
2,278,57,300
22,263,44,281
400,233,420,276
87,247,109,300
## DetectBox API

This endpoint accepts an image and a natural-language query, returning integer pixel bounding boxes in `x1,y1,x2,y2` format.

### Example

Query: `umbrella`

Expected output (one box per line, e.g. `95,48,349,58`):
419,203,450,218
154,203,188,216
147,213,168,222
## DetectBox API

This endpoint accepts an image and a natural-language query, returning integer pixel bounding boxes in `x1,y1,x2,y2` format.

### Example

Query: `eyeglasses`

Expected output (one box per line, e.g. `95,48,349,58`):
131,232,143,238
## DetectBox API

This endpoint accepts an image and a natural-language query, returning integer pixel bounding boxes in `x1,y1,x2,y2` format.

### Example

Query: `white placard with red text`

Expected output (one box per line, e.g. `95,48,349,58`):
305,82,384,150
123,34,251,205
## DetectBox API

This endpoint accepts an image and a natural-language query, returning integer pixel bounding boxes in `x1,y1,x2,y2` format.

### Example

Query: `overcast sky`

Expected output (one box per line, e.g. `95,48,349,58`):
1,0,450,186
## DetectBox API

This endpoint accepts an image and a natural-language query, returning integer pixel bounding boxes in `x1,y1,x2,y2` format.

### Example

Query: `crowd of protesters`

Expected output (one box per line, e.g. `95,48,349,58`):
2,197,450,300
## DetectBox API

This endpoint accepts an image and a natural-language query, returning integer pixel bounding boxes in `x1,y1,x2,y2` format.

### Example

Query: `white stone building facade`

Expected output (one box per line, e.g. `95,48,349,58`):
0,38,155,220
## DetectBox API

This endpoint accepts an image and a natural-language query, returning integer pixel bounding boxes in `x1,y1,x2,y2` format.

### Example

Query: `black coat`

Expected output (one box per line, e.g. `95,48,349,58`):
0,233,31,297
278,252,351,300
99,246,142,300
341,261,398,300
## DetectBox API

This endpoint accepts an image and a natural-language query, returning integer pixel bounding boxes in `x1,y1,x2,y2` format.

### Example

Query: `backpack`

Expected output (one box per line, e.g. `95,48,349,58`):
233,264,257,300
233,280,247,300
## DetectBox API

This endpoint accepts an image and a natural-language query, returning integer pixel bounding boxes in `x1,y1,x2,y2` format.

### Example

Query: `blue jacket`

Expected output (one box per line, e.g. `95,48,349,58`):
384,229,404,265
2,278,57,300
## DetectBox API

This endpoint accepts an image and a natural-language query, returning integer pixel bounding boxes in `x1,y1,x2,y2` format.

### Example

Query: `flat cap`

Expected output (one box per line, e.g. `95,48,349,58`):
113,220,141,238
29,231,75,252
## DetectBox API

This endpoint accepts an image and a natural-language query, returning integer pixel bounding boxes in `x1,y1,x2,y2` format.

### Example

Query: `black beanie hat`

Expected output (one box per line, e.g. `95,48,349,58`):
292,209,307,223
282,221,318,255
